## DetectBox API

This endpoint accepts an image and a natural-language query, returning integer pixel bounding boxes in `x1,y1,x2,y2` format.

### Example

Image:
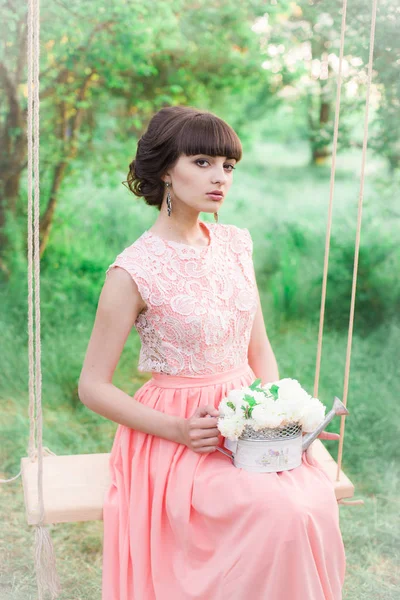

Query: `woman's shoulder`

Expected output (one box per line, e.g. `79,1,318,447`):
212,221,252,249
105,232,151,275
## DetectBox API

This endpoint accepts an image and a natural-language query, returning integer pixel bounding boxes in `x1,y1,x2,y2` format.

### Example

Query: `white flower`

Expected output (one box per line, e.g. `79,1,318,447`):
276,378,310,403
251,404,284,429
219,379,327,436
218,401,236,418
249,390,268,403
242,389,269,416
261,382,278,396
225,386,268,415
238,386,266,404
226,388,246,408
277,397,304,422
240,385,254,395
300,398,326,432
217,414,245,440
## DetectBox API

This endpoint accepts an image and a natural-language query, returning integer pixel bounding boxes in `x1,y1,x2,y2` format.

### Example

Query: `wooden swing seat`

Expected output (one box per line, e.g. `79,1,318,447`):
20,439,355,525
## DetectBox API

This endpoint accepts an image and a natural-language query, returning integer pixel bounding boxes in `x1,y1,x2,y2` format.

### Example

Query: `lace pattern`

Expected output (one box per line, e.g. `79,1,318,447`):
106,222,258,376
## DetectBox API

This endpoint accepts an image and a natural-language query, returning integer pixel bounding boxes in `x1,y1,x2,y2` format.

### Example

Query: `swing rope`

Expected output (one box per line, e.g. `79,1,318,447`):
0,0,380,595
311,0,378,504
313,0,349,404
27,1,61,595
0,0,62,597
336,0,378,486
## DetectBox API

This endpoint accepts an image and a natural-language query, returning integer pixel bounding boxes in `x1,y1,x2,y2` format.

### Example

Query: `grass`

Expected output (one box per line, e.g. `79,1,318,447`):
0,139,399,599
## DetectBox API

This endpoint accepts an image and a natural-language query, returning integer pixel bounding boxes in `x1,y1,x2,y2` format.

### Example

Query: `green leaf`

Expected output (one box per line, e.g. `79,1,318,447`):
249,378,262,389
243,393,257,407
269,384,279,400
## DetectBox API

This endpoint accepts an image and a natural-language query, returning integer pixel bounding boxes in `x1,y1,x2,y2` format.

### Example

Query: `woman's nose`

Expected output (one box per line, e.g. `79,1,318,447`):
212,170,228,183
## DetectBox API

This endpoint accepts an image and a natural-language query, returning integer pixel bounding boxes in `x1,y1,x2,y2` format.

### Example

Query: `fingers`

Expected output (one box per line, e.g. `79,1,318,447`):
192,436,220,449
190,416,220,435
196,406,210,417
189,406,221,454
191,427,220,440
198,404,219,417
193,407,219,429
318,431,340,440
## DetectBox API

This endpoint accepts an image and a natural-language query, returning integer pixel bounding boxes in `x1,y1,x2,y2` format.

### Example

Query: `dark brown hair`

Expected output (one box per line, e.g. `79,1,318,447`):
122,106,243,210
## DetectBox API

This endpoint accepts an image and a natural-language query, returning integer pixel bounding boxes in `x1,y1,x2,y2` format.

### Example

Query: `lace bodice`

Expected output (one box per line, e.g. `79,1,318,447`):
105,221,258,376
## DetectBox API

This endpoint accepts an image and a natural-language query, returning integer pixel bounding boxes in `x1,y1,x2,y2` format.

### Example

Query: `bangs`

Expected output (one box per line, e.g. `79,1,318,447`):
175,114,242,162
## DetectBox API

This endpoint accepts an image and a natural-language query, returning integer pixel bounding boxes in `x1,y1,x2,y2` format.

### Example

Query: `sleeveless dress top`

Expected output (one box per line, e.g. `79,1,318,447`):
106,221,258,376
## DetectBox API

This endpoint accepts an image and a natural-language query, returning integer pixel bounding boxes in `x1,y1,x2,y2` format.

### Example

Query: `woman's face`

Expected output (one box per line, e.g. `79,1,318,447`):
163,153,237,214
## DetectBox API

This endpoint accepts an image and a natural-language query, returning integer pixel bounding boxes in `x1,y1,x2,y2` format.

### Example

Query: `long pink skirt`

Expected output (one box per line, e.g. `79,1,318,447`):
102,362,346,600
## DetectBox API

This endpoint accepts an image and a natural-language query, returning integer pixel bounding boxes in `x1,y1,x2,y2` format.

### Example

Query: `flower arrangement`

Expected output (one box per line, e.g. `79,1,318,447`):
217,377,326,441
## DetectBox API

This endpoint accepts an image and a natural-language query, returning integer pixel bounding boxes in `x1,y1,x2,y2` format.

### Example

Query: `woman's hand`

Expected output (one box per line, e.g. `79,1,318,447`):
318,430,340,441
178,405,221,454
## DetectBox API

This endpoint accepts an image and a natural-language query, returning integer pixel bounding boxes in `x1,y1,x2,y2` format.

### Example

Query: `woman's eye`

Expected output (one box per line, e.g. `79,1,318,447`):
195,159,235,171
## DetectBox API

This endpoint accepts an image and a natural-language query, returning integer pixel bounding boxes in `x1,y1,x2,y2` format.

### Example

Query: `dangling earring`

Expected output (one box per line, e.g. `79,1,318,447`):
214,212,219,223
165,182,172,217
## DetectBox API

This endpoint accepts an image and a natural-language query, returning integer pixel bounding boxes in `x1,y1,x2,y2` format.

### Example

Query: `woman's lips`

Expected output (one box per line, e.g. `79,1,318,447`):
206,193,223,201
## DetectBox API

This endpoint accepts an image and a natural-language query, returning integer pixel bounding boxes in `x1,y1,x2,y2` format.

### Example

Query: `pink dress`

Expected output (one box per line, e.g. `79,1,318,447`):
102,220,346,600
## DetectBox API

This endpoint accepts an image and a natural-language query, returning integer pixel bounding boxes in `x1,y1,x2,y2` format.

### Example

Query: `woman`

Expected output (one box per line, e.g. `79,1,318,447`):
78,106,346,600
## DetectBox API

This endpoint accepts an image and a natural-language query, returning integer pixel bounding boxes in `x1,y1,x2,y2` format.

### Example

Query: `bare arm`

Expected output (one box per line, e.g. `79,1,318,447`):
78,266,184,444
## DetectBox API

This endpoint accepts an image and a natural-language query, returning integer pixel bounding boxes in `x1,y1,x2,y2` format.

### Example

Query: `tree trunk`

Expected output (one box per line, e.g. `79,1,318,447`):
37,73,95,257
312,93,331,164
308,30,332,165
38,161,68,257
0,60,26,254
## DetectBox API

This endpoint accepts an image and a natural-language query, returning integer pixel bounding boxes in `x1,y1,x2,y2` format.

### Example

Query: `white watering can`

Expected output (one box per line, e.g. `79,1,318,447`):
216,396,349,473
